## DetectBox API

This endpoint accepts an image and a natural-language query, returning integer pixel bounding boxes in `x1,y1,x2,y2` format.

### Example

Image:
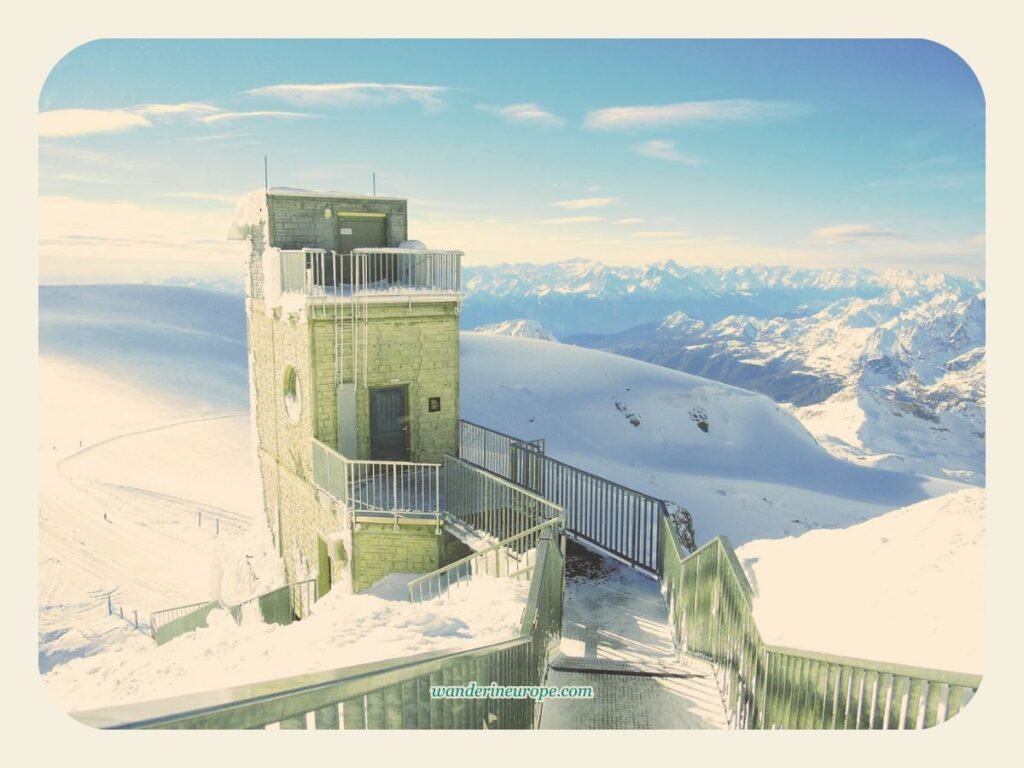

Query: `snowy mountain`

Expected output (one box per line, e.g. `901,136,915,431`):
472,318,558,341
460,333,966,546
160,276,245,295
461,259,983,335
571,285,985,483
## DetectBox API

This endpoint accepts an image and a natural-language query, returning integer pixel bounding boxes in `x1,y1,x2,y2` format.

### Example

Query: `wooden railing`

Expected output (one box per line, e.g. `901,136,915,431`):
72,528,565,730
658,514,982,729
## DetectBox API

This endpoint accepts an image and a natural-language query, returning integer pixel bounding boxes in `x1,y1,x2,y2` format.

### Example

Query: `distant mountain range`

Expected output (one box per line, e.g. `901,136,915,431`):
467,261,985,483
472,319,558,342
461,259,983,336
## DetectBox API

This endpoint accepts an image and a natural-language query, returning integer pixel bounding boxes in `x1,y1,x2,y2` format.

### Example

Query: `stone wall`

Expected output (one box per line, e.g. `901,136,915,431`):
351,522,474,593
351,521,440,593
308,301,460,463
248,296,353,593
267,194,407,251
245,191,461,593
356,302,460,462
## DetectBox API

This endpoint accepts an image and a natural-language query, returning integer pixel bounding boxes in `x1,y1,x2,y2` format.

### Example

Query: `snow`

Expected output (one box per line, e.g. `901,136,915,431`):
38,354,284,677
460,333,967,547
736,489,985,674
37,284,984,715
473,318,558,342
460,333,982,673
45,574,529,712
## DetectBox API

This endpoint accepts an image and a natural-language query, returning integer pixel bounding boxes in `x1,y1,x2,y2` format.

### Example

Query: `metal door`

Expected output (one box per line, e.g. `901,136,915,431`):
370,386,410,461
336,217,386,253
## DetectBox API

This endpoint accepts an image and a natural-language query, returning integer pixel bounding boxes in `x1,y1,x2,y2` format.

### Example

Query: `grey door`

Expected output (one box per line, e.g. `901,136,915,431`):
370,386,410,461
337,217,386,252
337,217,387,285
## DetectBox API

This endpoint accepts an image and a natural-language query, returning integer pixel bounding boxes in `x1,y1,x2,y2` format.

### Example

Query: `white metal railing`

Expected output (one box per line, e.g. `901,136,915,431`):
312,439,440,523
408,518,563,603
278,248,461,298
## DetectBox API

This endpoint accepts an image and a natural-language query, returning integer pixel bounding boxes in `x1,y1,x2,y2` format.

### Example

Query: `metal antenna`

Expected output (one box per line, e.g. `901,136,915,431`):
264,155,269,191
373,172,376,197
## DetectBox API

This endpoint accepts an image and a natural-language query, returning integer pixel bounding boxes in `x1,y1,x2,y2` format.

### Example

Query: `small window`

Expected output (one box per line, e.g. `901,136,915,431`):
283,366,301,423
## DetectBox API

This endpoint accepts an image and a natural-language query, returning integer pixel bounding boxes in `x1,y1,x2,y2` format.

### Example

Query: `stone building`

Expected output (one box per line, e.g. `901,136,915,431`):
230,189,466,595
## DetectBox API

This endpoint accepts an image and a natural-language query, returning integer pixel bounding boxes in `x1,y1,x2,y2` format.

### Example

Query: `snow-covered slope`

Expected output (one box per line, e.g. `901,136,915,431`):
461,334,967,547
44,576,529,712
38,285,983,707
473,318,558,341
38,286,281,681
573,284,985,484
736,488,984,674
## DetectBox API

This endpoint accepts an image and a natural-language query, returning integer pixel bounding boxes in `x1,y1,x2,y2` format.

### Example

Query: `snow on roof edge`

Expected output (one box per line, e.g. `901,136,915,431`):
266,186,406,202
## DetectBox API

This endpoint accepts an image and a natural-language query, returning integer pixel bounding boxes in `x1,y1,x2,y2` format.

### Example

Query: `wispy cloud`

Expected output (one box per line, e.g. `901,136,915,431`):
166,192,244,204
633,139,699,165
632,230,689,239
176,131,252,143
615,218,644,225
247,83,450,111
481,102,564,127
541,216,605,224
584,99,806,130
39,109,152,138
811,223,903,242
40,101,222,138
134,102,221,117
39,195,247,283
550,197,619,210
200,110,316,125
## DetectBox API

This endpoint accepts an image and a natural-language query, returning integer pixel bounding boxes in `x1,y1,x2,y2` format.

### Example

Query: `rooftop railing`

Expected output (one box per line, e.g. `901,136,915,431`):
278,248,461,299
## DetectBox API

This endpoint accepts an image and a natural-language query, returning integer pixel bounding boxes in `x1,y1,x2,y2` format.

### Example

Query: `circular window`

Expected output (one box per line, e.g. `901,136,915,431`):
283,366,302,423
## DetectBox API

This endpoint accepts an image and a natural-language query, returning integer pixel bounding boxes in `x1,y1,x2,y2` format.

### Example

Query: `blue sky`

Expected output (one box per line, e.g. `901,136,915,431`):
38,39,985,283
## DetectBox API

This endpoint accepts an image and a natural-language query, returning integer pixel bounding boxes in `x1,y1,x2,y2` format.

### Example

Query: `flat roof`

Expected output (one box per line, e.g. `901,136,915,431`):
266,187,406,202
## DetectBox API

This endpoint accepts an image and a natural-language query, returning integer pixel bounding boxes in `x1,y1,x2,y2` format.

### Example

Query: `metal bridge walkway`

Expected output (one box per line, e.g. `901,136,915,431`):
539,543,729,730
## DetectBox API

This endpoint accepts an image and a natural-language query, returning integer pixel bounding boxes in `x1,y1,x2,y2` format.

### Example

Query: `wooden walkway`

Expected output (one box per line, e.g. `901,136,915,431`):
539,544,729,730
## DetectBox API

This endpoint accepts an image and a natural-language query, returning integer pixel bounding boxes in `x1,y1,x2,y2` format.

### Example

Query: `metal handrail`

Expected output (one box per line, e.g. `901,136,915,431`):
458,419,673,572
408,518,563,602
72,528,565,730
660,526,983,729
312,438,441,523
149,601,217,637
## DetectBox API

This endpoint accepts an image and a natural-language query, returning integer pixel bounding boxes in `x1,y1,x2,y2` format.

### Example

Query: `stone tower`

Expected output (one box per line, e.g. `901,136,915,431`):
230,189,463,595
